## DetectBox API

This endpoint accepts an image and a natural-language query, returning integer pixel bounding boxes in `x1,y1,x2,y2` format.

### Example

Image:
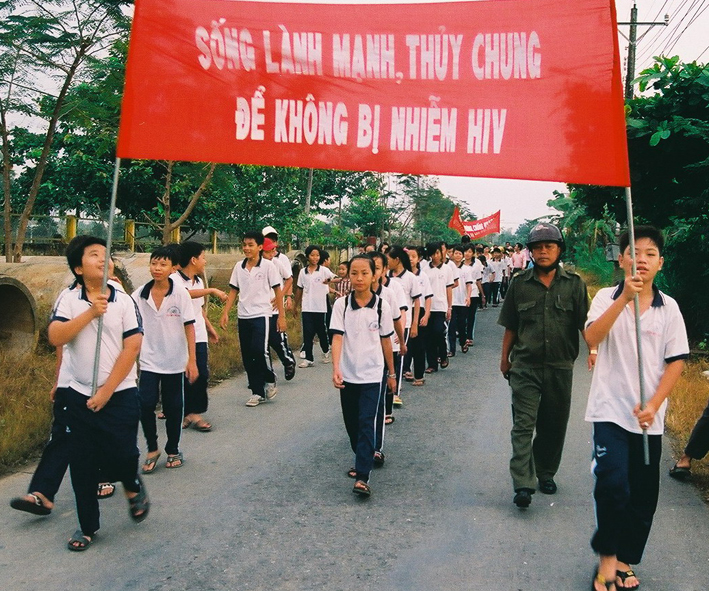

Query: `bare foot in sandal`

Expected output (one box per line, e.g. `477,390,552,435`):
10,492,53,515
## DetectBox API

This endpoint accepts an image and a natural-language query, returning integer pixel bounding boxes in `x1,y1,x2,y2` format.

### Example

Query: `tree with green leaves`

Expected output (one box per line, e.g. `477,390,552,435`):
564,56,709,342
0,0,131,261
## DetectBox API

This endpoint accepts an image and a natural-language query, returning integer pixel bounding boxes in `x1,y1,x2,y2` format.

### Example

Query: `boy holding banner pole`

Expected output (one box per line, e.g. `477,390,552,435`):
585,225,688,591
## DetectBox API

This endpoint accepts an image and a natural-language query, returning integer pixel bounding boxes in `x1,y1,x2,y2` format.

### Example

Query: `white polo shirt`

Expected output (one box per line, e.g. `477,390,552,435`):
388,269,421,329
51,284,142,396
413,268,434,304
584,283,689,435
274,252,293,282
329,293,395,384
297,264,335,313
423,262,455,312
171,270,208,343
376,281,405,352
446,259,460,286
228,255,282,319
467,259,484,297
452,264,474,306
132,278,196,374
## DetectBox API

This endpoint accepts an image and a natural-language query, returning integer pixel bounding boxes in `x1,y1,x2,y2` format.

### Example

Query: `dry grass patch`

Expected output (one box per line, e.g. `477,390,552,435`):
0,350,56,475
666,359,709,500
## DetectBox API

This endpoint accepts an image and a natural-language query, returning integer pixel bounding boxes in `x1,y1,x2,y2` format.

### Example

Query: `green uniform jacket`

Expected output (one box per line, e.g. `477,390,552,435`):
497,266,589,369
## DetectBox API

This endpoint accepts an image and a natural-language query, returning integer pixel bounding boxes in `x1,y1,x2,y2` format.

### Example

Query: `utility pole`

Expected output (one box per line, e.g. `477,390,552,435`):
618,2,669,98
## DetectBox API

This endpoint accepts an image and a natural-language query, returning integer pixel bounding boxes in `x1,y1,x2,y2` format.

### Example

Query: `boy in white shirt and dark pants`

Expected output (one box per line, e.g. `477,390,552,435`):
221,231,286,407
132,246,198,473
585,227,689,591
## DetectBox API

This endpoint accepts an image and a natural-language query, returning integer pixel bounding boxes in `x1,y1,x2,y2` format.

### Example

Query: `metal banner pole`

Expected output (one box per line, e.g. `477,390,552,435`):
625,186,650,465
90,157,121,399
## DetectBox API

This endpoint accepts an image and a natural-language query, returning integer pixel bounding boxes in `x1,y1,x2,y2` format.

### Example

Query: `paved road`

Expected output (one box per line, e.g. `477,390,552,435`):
1,309,708,590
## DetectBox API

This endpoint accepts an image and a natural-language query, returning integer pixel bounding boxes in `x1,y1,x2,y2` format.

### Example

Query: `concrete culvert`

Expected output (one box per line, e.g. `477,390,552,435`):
0,276,38,356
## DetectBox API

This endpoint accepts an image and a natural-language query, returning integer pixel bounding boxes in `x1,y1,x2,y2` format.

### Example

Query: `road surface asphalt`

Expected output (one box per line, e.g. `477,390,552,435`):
1,308,708,590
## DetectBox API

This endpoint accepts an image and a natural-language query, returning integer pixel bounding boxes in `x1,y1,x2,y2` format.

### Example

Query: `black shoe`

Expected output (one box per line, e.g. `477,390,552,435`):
513,488,534,508
373,451,385,467
284,363,296,381
669,463,691,481
538,478,557,494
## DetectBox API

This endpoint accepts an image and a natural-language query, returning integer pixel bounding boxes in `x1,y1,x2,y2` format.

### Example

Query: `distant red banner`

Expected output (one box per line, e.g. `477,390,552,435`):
448,207,500,239
118,0,629,186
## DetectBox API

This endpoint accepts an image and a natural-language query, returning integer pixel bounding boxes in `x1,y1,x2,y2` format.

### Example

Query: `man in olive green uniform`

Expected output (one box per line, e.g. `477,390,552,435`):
498,223,588,508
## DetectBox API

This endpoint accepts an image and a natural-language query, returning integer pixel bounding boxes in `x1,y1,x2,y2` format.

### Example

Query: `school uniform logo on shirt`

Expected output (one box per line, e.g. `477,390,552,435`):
166,306,181,317
368,321,380,331
254,271,265,281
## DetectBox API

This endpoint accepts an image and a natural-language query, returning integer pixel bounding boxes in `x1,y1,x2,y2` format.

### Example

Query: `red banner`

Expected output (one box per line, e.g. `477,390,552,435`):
448,207,500,239
118,0,629,186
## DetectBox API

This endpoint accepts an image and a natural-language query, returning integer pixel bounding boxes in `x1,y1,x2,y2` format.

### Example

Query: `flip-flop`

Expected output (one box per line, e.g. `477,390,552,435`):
616,569,639,590
669,463,691,481
182,419,193,429
67,530,93,552
591,566,615,590
128,478,150,523
346,468,357,479
141,454,161,474
97,482,115,499
353,480,371,497
10,493,51,516
192,420,212,432
384,415,395,425
165,452,184,469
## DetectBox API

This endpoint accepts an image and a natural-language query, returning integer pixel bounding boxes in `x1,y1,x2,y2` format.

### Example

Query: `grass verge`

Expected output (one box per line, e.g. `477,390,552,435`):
0,350,56,476
666,358,709,501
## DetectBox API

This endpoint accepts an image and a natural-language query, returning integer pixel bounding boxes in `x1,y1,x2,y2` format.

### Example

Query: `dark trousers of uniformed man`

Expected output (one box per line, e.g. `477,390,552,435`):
508,366,573,491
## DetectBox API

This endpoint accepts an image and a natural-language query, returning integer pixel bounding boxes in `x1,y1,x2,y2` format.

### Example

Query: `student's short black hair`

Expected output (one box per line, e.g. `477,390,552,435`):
386,245,412,272
319,250,330,264
452,244,465,254
179,241,205,268
367,250,387,269
406,245,426,261
463,243,475,253
619,225,665,256
305,245,321,258
242,231,264,245
348,254,375,274
460,235,471,244
150,245,177,264
426,241,442,258
164,243,182,266
478,255,488,267
339,260,349,267
66,235,107,285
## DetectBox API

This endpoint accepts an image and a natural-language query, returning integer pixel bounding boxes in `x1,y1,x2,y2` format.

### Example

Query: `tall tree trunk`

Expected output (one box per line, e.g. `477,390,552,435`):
161,162,216,244
12,44,88,262
1,106,12,262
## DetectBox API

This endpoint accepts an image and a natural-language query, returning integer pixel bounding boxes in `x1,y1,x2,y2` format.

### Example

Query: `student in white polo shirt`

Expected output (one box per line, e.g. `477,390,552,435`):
262,226,295,312
220,231,286,407
261,237,297,381
423,242,454,372
173,241,226,432
448,245,473,356
330,255,396,497
48,235,147,551
295,245,334,367
585,226,689,591
132,246,198,473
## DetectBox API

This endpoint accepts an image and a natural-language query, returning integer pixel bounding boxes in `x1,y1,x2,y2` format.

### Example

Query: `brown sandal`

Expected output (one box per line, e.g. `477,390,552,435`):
352,480,371,497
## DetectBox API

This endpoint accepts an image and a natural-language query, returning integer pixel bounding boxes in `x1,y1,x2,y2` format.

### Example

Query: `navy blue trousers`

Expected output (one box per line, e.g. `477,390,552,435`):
138,371,183,455
591,422,662,565
184,342,209,415
340,382,382,482
238,316,275,397
65,387,142,536
28,388,71,502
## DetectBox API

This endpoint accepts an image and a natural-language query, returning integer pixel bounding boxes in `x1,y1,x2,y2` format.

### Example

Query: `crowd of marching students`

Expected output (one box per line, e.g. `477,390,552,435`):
7,227,521,548
8,223,697,591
